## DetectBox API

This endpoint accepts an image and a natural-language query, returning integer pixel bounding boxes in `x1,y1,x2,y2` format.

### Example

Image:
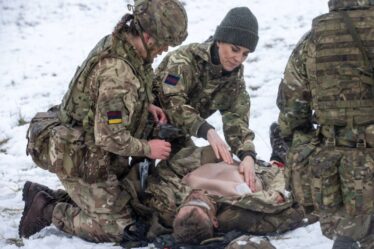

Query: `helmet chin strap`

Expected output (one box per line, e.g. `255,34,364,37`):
134,19,153,63
139,32,153,63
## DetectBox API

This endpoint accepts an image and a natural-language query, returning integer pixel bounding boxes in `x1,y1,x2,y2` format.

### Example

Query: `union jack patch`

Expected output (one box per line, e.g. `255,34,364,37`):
107,111,122,125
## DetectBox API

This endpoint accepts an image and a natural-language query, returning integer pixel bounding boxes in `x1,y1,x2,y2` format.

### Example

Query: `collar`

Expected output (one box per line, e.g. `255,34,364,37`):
182,200,211,210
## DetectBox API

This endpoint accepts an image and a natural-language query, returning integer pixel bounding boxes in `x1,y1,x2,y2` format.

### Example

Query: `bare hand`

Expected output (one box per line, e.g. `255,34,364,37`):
148,139,171,160
148,104,167,124
207,129,233,164
275,192,285,204
239,156,256,192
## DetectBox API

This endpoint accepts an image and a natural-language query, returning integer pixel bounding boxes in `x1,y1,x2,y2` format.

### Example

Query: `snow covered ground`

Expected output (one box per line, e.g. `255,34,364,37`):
0,0,333,248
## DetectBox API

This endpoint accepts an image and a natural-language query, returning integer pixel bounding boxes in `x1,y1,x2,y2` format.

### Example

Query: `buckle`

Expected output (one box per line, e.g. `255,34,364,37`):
325,137,336,147
356,139,366,149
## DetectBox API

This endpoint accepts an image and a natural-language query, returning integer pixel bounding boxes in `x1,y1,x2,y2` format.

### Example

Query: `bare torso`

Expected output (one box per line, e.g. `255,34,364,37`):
182,162,263,196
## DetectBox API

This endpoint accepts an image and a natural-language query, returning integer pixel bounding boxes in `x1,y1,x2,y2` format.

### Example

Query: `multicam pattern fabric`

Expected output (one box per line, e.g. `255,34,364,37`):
52,174,134,242
328,0,374,11
26,109,60,171
59,34,153,159
133,0,188,46
277,5,374,241
154,41,256,157
41,33,155,242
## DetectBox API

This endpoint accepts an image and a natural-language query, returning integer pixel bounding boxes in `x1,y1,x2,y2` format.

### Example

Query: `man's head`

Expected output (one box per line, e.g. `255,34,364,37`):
172,190,218,245
328,0,374,11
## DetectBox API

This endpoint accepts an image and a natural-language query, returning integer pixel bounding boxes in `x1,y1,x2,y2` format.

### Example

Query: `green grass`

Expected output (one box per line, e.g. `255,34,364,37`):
17,112,29,126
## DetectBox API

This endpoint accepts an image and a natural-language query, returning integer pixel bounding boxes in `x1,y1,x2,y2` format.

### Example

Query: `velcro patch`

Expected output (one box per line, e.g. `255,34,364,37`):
163,74,180,86
107,111,122,125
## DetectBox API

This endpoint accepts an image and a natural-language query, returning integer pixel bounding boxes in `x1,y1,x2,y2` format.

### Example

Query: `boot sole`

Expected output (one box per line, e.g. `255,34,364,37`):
19,190,34,238
19,181,38,238
22,181,34,214
22,181,32,202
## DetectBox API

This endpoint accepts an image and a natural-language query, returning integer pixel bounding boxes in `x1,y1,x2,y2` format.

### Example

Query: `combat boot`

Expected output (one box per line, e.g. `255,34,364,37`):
22,181,56,208
22,181,75,207
19,191,57,238
269,122,288,165
332,236,360,249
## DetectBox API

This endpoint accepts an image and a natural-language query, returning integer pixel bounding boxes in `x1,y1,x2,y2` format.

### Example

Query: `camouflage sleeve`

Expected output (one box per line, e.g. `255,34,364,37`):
241,164,285,204
221,78,256,157
262,165,285,196
93,58,151,157
156,52,206,136
277,32,313,140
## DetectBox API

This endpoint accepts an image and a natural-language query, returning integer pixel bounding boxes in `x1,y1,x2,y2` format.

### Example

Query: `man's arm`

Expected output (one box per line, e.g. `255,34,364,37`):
277,32,314,142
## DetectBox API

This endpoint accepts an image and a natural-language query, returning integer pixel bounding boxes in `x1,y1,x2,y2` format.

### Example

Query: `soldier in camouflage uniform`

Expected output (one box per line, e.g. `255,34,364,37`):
145,158,306,246
277,0,374,248
132,144,309,243
154,7,260,191
18,0,188,242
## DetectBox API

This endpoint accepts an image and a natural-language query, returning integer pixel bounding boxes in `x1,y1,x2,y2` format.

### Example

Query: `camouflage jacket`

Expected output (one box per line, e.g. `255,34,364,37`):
154,41,255,157
58,33,153,157
277,6,374,144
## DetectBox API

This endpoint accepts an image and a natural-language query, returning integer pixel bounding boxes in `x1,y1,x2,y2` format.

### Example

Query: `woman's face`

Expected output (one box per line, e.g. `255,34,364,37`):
148,37,169,58
140,34,169,62
217,42,250,71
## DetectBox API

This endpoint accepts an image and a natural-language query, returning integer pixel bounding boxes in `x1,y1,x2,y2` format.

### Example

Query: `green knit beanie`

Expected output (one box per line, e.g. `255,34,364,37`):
213,7,259,52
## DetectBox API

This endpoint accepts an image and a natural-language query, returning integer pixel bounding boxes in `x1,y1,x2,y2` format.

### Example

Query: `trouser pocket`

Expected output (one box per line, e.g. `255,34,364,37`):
310,150,342,211
288,144,315,206
339,149,374,216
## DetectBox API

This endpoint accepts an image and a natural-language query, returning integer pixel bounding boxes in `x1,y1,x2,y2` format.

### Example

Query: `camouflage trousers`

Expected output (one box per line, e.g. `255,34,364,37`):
52,173,134,243
289,144,374,241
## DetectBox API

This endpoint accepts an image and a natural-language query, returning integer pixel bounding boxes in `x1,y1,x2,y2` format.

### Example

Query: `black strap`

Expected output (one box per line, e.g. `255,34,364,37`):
151,230,245,249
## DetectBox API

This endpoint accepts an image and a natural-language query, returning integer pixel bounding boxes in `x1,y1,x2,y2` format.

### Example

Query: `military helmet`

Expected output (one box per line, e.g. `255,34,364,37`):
328,0,374,11
133,0,188,47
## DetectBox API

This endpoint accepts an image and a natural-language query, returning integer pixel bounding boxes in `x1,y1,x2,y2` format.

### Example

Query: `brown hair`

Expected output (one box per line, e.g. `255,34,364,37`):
112,14,140,38
172,207,214,245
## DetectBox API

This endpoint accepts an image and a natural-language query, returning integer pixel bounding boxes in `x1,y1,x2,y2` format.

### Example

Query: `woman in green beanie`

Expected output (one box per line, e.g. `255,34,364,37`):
154,7,260,192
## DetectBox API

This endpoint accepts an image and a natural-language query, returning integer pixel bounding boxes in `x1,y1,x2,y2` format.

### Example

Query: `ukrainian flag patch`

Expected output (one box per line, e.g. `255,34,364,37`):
163,74,180,86
107,111,122,125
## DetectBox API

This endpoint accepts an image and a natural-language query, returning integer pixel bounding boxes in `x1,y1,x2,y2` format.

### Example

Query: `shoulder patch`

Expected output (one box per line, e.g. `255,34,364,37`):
163,74,180,86
107,111,122,125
